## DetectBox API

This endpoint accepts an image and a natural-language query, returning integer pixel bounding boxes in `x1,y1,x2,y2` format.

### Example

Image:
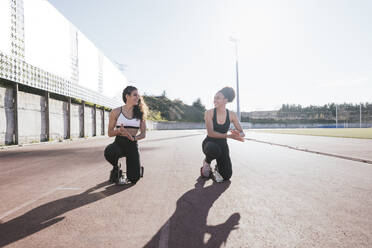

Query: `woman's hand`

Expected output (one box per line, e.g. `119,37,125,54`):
228,130,245,142
231,129,245,137
118,124,134,141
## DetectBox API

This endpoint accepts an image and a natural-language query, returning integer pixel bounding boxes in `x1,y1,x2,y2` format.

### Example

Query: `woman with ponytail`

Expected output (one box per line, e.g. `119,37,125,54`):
201,87,245,182
104,86,148,184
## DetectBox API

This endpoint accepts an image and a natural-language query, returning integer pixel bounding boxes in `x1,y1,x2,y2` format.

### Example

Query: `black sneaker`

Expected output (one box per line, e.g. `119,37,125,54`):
109,167,123,183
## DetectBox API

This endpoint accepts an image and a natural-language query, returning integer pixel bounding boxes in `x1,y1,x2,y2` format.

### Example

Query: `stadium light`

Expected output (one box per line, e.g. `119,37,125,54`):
360,103,362,128
229,37,241,122
336,104,338,128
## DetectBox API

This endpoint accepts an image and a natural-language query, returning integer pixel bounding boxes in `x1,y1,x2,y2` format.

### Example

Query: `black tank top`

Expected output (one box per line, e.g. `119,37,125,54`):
213,108,230,134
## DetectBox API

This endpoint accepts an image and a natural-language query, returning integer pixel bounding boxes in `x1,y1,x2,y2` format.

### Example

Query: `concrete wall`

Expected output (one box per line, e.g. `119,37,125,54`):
145,121,372,130
18,91,46,144
70,103,81,138
84,105,94,137
49,98,68,140
0,85,14,145
148,121,205,130
96,108,102,136
0,82,112,146
104,110,110,135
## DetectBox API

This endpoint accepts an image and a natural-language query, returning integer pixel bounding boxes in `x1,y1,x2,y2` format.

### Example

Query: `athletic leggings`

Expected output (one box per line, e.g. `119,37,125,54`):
104,136,141,183
202,136,232,180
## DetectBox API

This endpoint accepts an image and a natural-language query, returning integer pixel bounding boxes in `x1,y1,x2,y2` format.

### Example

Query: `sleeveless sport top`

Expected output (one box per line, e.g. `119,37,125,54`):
116,108,140,129
213,108,230,134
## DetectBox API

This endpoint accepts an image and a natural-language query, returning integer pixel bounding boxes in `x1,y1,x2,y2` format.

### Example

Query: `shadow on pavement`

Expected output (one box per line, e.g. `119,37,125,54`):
143,177,240,248
0,181,133,247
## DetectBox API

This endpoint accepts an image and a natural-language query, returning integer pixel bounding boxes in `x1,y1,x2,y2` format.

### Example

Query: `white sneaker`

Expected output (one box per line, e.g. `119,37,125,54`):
117,176,132,185
201,160,211,178
212,170,224,183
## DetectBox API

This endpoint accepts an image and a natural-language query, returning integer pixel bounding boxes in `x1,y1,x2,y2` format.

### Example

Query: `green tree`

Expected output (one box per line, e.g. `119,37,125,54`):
192,98,206,112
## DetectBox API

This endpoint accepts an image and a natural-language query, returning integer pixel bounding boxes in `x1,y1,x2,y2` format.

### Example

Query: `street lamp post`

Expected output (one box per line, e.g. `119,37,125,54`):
360,103,362,128
336,104,338,128
230,37,241,122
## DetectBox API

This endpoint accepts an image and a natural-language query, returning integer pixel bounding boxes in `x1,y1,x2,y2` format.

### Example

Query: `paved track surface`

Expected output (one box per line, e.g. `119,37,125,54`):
1,130,372,248
245,130,372,162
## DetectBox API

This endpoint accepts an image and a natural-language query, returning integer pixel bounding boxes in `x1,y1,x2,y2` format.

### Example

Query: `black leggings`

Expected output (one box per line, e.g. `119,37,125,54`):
202,137,232,180
104,136,141,183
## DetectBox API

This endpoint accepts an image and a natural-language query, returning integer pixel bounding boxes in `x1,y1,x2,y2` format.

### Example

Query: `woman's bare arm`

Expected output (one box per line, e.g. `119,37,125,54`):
134,119,146,141
230,111,245,137
107,108,120,137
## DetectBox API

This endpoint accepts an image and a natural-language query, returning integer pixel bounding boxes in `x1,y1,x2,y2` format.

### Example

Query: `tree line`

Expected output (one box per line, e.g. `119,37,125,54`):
143,92,206,122
242,103,372,123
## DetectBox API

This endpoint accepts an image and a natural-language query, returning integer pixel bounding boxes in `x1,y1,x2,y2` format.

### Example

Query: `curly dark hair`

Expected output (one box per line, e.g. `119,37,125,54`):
219,87,235,102
122,86,148,120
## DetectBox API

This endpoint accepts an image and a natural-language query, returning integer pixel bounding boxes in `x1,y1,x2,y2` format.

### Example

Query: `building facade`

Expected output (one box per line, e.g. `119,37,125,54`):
0,0,128,145
0,0,126,108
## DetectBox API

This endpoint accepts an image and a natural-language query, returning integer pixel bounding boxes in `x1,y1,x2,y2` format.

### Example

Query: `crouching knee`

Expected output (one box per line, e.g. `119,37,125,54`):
104,145,111,161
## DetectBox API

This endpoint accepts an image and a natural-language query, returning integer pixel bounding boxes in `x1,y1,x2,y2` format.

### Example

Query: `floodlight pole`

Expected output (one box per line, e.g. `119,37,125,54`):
360,103,362,128
336,104,338,128
230,37,241,122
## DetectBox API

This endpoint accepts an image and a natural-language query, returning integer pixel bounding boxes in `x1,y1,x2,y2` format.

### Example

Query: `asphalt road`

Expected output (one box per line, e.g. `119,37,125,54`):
0,130,371,248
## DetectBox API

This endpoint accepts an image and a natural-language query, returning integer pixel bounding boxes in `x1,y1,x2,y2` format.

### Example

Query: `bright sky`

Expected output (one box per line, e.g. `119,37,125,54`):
48,0,372,111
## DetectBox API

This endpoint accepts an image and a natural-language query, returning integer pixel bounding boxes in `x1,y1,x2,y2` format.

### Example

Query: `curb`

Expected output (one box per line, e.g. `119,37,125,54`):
0,136,109,151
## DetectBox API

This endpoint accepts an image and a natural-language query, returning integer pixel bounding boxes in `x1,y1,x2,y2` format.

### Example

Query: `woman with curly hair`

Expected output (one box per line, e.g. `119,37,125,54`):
201,87,245,182
104,86,148,184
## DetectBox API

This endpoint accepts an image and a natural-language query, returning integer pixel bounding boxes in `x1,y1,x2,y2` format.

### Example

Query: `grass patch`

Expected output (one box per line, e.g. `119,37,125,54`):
253,128,372,139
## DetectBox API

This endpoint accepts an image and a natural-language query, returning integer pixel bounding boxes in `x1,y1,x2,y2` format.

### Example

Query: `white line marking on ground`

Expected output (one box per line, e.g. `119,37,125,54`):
159,219,170,248
0,169,100,221
0,188,59,220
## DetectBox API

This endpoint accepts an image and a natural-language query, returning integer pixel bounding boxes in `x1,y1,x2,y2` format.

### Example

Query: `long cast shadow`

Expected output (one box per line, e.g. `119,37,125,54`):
0,181,133,247
143,177,240,248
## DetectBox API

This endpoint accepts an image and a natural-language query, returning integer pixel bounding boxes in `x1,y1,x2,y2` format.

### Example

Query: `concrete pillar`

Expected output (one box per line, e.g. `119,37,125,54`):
102,108,105,135
93,104,97,136
67,97,71,139
81,101,85,137
45,91,50,141
13,82,19,145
